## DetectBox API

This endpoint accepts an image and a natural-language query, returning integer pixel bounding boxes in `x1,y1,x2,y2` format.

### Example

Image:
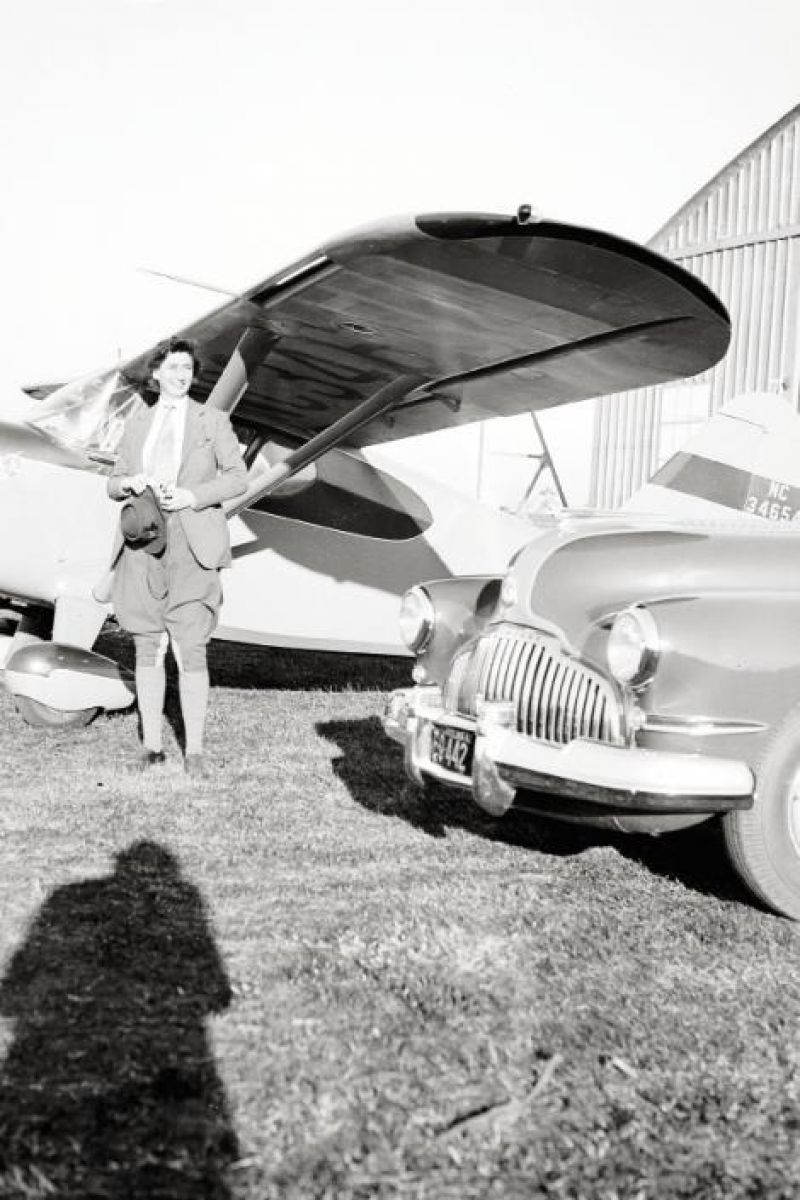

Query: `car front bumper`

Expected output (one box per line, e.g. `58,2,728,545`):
383,687,754,818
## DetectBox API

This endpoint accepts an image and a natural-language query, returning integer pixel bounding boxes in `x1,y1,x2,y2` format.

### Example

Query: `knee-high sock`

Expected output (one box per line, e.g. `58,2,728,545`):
179,669,210,755
136,664,166,752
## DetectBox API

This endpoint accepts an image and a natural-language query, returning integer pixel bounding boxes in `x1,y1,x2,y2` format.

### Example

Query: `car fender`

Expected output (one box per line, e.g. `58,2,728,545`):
604,593,800,768
413,575,502,684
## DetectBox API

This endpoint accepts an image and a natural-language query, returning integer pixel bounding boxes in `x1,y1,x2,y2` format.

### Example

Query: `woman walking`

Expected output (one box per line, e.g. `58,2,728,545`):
108,337,248,775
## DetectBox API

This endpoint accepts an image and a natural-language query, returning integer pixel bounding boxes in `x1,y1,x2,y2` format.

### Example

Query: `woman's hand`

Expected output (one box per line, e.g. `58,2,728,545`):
159,486,196,512
120,473,150,496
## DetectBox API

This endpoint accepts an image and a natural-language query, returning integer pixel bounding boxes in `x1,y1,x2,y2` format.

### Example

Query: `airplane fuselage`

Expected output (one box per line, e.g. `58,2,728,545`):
0,422,531,658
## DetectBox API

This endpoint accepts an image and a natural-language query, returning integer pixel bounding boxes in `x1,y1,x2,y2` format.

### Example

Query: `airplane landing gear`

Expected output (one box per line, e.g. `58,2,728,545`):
2,606,135,729
13,695,99,729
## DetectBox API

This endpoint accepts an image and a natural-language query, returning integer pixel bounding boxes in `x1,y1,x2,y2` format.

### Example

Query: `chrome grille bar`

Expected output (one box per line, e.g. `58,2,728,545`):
444,625,621,746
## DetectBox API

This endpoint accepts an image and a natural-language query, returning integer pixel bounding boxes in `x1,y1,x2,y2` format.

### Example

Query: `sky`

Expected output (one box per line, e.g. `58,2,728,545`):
1,0,798,504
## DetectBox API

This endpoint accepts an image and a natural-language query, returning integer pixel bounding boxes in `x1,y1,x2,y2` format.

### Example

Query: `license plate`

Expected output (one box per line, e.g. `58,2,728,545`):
430,724,475,775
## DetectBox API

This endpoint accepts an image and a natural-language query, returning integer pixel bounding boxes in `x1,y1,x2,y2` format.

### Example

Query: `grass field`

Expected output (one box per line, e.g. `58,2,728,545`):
0,631,799,1199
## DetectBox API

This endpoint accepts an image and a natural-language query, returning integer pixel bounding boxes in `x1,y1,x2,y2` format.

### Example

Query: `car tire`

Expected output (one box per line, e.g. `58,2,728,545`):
722,706,800,920
14,696,99,730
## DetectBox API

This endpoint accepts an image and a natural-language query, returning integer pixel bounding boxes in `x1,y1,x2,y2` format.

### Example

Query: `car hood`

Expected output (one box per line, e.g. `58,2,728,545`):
503,516,800,649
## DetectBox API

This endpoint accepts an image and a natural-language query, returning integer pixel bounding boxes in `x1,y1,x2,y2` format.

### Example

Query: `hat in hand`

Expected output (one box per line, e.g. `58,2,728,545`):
120,485,167,555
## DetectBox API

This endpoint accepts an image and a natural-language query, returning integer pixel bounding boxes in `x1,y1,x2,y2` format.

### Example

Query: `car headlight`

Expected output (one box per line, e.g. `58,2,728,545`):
398,586,435,653
607,605,660,688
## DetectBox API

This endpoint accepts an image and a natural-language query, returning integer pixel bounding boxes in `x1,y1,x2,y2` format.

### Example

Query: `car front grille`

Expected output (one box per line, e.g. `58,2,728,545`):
443,624,622,746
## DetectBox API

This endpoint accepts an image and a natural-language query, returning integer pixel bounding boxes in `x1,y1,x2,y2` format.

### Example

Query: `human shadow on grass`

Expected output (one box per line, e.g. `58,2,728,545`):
318,715,752,909
0,840,238,1198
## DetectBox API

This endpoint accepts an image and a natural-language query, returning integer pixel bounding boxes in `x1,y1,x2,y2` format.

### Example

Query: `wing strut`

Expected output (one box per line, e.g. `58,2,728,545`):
396,315,691,415
224,315,691,519
225,373,425,518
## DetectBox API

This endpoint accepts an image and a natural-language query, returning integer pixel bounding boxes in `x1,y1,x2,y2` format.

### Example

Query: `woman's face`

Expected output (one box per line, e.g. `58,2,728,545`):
152,351,194,400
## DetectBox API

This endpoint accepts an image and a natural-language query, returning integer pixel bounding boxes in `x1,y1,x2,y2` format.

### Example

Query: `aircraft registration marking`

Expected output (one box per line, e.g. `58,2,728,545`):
654,453,800,523
743,477,800,523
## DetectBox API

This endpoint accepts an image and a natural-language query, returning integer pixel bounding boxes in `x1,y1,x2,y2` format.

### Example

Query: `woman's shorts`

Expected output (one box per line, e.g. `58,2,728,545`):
112,513,222,651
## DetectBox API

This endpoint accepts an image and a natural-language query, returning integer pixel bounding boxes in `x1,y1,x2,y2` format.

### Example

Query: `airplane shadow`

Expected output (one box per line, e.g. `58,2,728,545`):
317,716,752,910
0,841,239,1198
97,628,412,696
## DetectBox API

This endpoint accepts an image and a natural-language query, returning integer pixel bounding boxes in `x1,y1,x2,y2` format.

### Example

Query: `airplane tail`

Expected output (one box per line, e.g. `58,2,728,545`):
622,393,800,525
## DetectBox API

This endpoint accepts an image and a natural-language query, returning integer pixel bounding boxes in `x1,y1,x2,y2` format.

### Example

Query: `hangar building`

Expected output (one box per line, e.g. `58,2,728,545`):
590,103,800,508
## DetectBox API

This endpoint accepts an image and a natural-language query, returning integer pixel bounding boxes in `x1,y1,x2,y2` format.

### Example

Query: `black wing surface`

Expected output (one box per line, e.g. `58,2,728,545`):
120,212,731,448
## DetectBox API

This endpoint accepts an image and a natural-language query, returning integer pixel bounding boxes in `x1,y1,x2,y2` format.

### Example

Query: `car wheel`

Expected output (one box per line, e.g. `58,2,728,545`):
14,696,99,730
722,706,800,920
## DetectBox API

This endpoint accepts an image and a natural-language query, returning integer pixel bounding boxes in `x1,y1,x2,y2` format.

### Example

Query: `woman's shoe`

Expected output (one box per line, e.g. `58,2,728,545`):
139,749,166,769
184,753,207,778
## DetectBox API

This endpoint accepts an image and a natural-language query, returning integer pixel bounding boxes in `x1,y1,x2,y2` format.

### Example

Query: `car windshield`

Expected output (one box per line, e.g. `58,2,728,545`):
29,368,145,456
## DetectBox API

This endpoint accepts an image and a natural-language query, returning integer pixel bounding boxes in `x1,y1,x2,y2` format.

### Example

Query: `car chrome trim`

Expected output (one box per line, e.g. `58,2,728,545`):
607,604,660,689
443,623,623,747
638,713,768,737
476,725,754,807
385,686,755,817
595,595,701,627
497,764,752,813
398,586,436,653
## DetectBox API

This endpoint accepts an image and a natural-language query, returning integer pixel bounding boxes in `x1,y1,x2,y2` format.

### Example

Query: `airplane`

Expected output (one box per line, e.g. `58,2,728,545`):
0,209,732,730
624,390,800,524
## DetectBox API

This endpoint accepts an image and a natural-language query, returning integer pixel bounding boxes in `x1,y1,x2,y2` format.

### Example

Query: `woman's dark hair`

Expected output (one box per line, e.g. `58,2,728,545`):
147,336,204,379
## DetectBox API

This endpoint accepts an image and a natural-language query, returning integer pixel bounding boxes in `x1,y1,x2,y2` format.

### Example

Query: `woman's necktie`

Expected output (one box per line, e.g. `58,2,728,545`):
150,404,180,487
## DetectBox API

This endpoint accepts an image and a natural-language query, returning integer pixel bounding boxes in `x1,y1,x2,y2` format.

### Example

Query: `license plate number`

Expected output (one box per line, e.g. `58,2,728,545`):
430,724,475,775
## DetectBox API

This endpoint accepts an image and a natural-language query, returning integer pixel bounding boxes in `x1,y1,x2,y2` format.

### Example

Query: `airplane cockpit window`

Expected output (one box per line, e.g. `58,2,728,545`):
30,368,145,457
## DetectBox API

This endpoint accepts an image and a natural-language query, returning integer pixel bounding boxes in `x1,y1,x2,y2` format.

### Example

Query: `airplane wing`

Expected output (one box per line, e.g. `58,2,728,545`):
118,212,731,450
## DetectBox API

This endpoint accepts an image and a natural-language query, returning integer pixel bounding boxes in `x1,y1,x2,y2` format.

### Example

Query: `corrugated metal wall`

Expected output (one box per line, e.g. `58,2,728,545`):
591,104,800,508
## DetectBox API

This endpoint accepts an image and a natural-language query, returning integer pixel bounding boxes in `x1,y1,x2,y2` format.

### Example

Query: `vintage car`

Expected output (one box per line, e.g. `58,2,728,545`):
383,505,800,921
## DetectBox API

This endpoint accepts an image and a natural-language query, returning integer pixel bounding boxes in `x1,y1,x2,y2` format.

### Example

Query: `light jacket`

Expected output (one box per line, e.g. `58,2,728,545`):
108,399,248,569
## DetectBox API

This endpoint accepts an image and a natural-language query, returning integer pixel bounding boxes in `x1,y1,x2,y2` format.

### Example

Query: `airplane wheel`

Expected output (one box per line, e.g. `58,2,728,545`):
14,696,99,729
722,706,800,921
